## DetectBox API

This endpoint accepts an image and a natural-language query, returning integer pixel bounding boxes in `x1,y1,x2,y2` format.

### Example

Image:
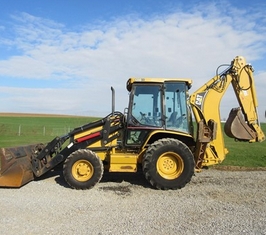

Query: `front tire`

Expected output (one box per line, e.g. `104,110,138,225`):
142,138,194,190
63,149,103,189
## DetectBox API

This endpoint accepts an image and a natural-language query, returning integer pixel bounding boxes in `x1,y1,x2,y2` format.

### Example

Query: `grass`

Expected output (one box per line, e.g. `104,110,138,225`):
0,115,99,147
221,123,266,167
0,115,265,168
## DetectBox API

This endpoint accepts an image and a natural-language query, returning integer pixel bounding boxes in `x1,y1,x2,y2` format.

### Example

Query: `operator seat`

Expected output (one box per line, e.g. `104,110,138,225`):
167,112,177,126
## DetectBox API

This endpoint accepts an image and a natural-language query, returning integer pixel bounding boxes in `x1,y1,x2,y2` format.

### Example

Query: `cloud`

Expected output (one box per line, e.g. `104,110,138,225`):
0,86,114,116
0,3,265,118
255,71,266,120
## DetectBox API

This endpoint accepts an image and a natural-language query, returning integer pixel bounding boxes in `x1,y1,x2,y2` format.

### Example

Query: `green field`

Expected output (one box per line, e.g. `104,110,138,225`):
222,123,266,167
0,115,100,147
0,115,265,168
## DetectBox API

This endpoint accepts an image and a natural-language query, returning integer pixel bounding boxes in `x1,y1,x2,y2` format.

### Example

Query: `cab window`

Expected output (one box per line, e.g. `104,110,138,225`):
131,85,162,127
165,82,188,133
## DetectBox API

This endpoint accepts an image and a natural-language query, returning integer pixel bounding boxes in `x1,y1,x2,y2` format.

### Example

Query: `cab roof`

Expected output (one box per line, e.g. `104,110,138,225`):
126,77,193,92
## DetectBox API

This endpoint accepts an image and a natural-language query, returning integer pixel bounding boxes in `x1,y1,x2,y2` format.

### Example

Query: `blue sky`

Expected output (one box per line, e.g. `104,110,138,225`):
0,0,266,120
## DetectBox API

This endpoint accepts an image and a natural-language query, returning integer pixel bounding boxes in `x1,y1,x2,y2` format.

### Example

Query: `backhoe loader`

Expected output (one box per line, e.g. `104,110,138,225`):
0,56,264,190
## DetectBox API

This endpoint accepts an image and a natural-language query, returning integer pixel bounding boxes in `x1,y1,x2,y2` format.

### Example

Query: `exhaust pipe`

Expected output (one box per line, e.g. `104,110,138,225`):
111,86,115,116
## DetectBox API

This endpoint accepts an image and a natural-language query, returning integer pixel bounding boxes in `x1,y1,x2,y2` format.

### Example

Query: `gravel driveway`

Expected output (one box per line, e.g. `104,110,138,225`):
0,169,265,235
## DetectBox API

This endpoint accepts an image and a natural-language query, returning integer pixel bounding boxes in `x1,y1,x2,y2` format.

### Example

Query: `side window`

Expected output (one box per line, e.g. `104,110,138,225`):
131,85,162,127
165,83,188,132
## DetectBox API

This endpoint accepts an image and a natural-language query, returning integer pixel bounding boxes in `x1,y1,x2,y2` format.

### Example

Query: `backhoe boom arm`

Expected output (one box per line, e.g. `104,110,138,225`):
190,56,265,169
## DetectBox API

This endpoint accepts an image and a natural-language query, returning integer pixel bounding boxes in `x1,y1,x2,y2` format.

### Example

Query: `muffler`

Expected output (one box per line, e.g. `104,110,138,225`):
0,145,36,187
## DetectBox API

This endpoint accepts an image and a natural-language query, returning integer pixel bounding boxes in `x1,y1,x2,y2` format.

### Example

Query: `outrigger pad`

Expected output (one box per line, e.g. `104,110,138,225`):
224,108,256,141
0,145,35,187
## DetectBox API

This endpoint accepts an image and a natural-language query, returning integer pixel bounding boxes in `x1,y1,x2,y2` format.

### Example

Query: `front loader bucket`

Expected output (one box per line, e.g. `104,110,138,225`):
0,145,36,187
224,108,256,141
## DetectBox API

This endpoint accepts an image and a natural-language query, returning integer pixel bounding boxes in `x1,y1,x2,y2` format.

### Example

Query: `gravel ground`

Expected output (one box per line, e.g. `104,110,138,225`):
0,169,265,235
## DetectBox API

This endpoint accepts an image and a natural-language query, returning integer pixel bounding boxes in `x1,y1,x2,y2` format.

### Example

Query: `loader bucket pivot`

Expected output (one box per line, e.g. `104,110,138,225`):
224,108,256,141
0,145,36,187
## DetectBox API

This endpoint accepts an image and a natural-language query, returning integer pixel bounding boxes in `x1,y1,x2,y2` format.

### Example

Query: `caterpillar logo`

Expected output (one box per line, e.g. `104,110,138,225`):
194,92,206,109
195,94,203,106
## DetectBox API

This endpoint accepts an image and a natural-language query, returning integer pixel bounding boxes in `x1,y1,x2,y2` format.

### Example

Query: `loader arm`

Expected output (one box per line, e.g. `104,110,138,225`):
0,112,124,187
190,56,265,170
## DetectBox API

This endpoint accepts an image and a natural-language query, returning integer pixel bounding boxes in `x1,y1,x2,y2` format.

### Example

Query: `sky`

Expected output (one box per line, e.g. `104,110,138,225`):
0,0,266,121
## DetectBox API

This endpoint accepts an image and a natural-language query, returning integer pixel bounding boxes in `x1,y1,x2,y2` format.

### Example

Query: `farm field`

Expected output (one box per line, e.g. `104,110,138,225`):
0,113,99,147
221,123,266,168
0,113,266,168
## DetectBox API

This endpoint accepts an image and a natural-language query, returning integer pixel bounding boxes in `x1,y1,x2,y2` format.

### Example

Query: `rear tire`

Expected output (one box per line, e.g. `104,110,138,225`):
142,138,194,190
63,149,103,189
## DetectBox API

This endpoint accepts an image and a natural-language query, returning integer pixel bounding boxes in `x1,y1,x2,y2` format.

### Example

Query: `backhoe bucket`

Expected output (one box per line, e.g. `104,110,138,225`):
224,108,256,141
0,145,35,187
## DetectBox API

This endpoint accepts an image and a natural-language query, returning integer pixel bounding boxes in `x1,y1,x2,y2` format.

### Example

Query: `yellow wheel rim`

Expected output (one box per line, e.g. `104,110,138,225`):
156,152,184,180
72,160,94,182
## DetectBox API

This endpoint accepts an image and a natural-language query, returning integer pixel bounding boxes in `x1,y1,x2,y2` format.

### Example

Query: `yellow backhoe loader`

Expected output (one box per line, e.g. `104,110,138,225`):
0,56,264,189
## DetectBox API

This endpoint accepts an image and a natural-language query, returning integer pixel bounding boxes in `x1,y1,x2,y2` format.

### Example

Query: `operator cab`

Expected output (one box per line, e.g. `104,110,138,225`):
125,78,193,146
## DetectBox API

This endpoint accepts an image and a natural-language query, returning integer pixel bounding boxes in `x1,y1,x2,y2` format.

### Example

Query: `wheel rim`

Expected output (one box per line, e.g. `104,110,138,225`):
156,152,184,180
72,160,94,182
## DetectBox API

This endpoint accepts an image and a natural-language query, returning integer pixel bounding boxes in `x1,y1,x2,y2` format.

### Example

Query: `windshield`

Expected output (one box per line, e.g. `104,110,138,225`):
131,85,162,127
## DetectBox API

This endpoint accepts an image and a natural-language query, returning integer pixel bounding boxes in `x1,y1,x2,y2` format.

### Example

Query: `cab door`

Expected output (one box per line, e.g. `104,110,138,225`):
125,84,163,146
164,82,190,133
